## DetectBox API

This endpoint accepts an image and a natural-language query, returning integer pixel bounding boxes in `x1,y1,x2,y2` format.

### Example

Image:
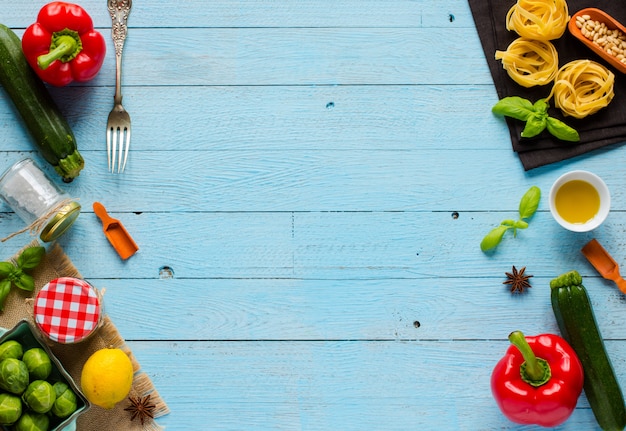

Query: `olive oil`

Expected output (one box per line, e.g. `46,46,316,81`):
555,180,600,224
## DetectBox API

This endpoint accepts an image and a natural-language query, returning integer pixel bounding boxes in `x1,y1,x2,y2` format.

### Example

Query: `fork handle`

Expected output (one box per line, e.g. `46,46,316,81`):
108,0,132,104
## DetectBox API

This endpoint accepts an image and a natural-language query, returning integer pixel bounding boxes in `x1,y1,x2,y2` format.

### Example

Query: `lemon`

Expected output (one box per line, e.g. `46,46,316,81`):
80,348,133,409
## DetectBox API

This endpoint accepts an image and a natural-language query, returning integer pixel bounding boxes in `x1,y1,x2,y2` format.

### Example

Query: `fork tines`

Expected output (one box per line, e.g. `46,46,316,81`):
107,123,131,173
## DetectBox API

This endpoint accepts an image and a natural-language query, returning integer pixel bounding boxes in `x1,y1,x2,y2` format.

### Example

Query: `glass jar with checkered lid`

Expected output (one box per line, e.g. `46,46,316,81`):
33,277,103,344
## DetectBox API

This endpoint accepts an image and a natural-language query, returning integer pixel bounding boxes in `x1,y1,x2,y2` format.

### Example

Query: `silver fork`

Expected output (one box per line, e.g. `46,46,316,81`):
107,0,132,173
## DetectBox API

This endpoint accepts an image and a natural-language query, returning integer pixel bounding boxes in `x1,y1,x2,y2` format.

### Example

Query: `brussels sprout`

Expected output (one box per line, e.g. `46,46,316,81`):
0,392,21,425
0,340,23,361
22,380,56,414
52,381,68,399
0,359,29,394
22,348,51,380
13,411,49,431
51,382,77,418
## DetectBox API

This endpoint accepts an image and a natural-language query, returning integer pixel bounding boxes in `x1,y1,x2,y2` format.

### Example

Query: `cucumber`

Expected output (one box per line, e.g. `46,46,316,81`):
0,24,83,182
550,270,626,431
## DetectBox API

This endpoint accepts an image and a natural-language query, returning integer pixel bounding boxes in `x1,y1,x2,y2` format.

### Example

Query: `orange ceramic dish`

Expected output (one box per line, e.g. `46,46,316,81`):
568,8,626,74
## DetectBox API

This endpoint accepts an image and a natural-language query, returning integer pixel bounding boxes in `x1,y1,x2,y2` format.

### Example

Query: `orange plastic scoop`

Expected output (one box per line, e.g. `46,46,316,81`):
581,238,626,294
93,201,139,260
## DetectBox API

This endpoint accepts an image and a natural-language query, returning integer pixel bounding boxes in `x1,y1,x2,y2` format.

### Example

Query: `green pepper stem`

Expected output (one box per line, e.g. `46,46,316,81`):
508,331,551,387
37,29,83,70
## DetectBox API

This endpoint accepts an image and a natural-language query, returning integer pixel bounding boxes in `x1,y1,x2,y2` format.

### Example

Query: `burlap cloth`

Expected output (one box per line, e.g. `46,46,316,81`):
1,242,169,431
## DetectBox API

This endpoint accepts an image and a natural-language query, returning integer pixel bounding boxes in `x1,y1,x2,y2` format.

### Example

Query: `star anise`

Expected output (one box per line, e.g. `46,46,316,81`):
503,265,533,293
124,394,156,425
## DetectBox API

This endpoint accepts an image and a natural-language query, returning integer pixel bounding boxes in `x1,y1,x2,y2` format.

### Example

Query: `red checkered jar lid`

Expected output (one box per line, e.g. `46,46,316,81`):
34,277,102,344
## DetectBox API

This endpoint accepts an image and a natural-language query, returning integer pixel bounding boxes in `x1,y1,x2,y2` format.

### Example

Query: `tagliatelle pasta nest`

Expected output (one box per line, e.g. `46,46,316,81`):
506,0,569,41
549,60,615,119
495,38,558,87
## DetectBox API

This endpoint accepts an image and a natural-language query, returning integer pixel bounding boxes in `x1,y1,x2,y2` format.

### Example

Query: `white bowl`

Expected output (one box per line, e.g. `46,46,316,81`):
549,170,610,232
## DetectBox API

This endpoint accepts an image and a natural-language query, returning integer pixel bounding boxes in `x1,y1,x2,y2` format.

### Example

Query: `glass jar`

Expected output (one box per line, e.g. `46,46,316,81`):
34,277,104,344
0,158,80,242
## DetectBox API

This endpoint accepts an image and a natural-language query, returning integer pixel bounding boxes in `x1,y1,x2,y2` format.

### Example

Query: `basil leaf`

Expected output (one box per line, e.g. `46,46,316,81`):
0,262,14,278
518,186,541,220
532,98,549,115
17,246,45,270
14,274,34,292
492,97,535,121
513,220,529,229
501,219,516,227
546,117,580,142
480,225,509,252
0,279,11,311
521,114,547,138
8,267,22,283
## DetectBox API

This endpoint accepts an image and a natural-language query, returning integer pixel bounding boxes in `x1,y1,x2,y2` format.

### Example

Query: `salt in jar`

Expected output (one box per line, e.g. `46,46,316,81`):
0,158,80,242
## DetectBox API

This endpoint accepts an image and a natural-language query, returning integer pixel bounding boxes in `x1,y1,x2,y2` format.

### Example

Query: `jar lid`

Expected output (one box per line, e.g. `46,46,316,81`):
40,201,81,242
34,277,101,343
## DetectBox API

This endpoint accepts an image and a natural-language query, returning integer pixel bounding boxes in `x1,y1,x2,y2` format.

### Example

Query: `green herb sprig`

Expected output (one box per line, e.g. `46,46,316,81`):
493,96,579,142
481,186,541,252
0,246,45,310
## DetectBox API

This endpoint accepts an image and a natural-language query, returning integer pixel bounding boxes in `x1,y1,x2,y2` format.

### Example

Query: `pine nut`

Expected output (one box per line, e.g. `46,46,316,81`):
577,16,626,63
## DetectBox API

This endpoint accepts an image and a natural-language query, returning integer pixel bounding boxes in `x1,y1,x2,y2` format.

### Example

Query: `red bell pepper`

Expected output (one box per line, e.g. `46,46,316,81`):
21,2,106,86
491,331,584,427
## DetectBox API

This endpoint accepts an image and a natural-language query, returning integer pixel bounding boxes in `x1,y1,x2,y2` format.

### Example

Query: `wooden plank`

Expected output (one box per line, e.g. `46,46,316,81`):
129,340,618,430
10,147,617,212
0,0,476,29
1,85,504,152
118,27,492,86
3,196,626,279
0,26,492,86
99,276,625,341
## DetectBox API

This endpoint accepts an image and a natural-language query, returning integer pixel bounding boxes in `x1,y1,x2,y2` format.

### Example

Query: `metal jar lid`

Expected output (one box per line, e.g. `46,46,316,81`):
40,201,81,242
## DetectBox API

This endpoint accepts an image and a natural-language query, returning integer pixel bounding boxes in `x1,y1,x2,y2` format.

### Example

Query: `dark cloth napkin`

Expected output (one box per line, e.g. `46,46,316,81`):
468,0,626,170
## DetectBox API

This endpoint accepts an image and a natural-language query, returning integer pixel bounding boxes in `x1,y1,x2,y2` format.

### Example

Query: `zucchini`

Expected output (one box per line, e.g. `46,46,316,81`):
550,270,626,431
0,24,83,182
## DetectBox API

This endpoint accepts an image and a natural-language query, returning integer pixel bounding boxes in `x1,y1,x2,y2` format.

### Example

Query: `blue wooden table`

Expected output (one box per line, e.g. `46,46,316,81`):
1,1,625,430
